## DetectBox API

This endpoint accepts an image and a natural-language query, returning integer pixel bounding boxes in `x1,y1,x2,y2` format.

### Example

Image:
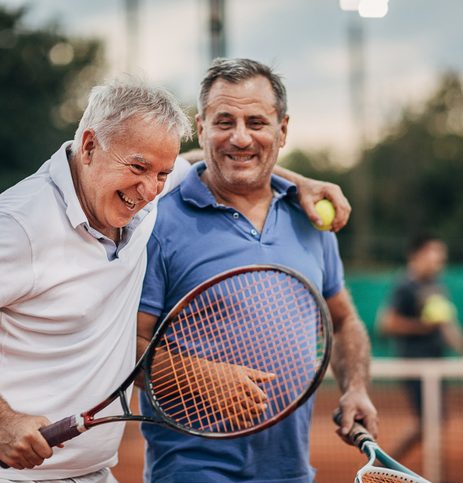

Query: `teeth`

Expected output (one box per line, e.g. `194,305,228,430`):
118,191,136,209
228,155,254,161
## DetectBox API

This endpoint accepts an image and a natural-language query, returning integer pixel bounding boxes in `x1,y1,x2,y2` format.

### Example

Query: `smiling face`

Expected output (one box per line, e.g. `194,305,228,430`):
196,76,288,195
73,115,180,240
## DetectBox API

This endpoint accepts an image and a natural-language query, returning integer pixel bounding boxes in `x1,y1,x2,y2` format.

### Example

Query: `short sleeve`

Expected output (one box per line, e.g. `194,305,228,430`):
0,213,34,307
389,280,418,317
138,231,168,317
321,232,344,299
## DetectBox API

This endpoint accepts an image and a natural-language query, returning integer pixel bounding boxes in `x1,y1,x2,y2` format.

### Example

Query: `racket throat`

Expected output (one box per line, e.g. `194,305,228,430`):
76,414,90,432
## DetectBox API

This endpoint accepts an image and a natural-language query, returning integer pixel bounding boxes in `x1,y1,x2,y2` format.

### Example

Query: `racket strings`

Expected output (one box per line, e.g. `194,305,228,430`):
359,470,422,482
149,269,328,434
152,311,321,430
151,283,322,397
152,277,319,400
153,272,324,430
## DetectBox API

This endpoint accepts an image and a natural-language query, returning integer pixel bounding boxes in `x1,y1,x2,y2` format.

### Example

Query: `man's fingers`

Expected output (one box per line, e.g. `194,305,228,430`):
361,413,379,440
0,415,53,469
245,367,276,383
317,184,351,232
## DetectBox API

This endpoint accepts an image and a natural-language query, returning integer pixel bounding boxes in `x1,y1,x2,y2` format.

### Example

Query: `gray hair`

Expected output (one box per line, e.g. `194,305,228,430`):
197,58,287,121
71,74,192,155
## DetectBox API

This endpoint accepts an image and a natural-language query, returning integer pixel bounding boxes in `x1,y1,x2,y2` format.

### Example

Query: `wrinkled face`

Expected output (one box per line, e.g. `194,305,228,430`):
196,76,288,193
76,116,180,239
412,241,448,279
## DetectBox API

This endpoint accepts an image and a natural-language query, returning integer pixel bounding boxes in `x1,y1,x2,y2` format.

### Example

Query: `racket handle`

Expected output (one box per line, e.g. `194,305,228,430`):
39,415,84,447
332,407,374,448
0,416,83,468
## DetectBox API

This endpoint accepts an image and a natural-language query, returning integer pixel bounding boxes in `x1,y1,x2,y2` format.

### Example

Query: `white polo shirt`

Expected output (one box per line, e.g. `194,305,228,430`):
0,142,190,480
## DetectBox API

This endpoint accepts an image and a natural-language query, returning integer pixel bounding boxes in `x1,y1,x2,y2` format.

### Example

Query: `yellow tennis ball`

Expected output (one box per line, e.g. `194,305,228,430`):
313,199,336,231
421,294,455,324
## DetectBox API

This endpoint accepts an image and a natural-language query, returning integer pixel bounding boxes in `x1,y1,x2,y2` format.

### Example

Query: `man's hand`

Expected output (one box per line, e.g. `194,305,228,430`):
335,389,378,445
297,179,351,233
0,411,52,469
190,360,276,429
151,350,276,430
272,165,351,232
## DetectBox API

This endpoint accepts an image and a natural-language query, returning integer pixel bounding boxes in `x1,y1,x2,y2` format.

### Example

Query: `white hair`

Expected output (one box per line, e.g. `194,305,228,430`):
70,74,192,155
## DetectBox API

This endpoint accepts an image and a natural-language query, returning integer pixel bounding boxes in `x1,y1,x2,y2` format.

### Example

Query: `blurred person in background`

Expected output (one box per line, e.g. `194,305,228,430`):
378,232,463,460
137,57,378,483
0,71,351,481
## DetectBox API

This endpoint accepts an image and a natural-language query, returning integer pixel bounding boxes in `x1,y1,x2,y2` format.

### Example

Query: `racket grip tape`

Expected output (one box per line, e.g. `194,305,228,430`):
39,415,83,447
0,416,83,469
332,408,374,448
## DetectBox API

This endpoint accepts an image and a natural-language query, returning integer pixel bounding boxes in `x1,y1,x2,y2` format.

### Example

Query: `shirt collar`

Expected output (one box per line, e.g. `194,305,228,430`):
180,161,298,207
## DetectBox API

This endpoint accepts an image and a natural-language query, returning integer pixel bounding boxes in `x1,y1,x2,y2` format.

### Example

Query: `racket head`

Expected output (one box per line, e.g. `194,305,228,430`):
356,464,430,483
143,264,332,438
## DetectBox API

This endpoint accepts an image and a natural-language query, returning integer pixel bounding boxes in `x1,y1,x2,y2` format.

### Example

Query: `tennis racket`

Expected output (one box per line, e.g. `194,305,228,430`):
0,264,332,468
333,409,431,482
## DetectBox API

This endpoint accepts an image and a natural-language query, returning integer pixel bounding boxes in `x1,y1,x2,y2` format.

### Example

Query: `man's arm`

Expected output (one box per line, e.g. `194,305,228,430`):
0,396,52,469
326,289,378,439
378,308,436,336
0,216,54,469
179,150,352,232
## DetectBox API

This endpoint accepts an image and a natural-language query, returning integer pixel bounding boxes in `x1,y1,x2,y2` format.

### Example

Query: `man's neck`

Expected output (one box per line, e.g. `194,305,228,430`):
202,173,274,232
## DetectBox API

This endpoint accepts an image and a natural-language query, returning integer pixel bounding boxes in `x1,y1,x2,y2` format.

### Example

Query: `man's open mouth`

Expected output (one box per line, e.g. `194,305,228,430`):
118,191,136,210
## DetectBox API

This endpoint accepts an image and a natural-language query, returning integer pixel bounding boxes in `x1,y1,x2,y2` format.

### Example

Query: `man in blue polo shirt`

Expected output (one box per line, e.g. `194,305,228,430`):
137,58,378,483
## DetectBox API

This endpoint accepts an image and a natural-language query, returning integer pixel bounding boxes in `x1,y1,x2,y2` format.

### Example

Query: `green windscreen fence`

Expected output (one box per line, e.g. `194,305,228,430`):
345,265,463,357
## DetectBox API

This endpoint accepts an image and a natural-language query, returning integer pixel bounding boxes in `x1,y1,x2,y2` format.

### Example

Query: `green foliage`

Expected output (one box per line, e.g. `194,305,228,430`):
0,6,105,192
281,72,463,264
365,71,463,262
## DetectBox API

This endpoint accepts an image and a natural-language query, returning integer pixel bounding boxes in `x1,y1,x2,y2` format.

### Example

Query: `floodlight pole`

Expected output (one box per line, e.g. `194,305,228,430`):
125,0,140,72
209,0,227,60
347,13,371,263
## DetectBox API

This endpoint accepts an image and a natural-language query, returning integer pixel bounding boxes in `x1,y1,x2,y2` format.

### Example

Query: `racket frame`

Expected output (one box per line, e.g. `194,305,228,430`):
142,263,333,438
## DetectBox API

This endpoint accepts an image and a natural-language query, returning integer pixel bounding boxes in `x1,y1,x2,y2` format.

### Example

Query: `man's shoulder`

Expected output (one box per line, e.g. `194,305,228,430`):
153,183,194,233
0,163,53,220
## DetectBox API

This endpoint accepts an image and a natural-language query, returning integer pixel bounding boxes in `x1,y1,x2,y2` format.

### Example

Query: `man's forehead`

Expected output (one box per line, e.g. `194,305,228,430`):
205,77,277,113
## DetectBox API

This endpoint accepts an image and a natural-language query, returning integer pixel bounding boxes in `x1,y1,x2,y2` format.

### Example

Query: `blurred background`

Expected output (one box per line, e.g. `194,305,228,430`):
1,0,462,481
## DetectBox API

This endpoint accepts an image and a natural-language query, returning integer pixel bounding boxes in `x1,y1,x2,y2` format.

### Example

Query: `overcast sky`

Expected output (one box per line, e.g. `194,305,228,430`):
3,0,463,164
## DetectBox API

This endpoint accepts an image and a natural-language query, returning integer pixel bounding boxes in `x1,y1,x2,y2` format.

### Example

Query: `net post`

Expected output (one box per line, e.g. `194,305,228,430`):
422,370,442,482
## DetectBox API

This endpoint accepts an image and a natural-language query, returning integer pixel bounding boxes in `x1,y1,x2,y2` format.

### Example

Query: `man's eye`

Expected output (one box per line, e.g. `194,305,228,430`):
217,120,232,128
249,120,265,129
157,173,169,181
130,164,145,173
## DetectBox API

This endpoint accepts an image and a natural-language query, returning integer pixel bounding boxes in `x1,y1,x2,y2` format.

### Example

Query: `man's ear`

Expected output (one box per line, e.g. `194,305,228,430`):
81,129,97,165
195,113,204,148
279,114,289,148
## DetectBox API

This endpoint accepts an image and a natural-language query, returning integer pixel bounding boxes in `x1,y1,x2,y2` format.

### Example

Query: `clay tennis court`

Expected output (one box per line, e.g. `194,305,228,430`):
113,380,462,483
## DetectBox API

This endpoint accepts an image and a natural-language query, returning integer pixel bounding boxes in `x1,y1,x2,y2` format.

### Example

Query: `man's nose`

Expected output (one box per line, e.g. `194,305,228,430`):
137,177,160,202
230,124,252,148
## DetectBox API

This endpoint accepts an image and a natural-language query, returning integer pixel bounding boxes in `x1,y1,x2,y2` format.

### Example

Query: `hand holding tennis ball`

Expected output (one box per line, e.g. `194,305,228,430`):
421,294,456,325
313,199,336,231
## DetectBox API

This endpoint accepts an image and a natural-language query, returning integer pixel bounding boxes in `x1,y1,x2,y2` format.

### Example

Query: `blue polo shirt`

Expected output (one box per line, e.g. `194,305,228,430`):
139,163,344,483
